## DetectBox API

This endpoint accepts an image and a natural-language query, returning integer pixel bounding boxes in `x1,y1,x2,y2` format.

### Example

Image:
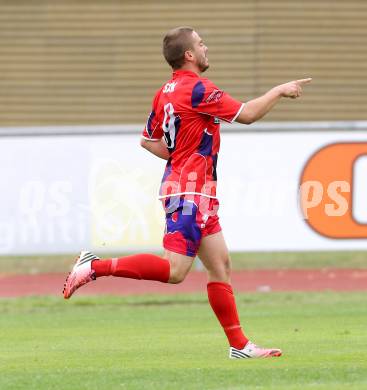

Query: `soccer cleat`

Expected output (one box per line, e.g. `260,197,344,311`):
229,341,282,359
63,251,100,299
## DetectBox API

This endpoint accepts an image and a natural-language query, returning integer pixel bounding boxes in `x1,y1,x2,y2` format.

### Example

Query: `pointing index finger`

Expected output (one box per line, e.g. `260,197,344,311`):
297,78,312,85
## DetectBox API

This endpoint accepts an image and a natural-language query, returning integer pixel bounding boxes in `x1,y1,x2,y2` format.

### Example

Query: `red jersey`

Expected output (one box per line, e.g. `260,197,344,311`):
141,69,244,199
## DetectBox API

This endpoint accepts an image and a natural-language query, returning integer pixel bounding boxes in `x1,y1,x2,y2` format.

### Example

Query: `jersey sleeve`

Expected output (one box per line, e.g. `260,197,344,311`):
141,92,163,141
191,78,244,123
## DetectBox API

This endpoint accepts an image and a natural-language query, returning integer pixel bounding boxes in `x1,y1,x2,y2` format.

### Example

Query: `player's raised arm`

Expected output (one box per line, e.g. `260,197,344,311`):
235,78,312,124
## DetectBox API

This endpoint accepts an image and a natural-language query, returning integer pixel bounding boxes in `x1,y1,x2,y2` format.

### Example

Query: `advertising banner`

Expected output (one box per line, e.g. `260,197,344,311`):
1,127,367,254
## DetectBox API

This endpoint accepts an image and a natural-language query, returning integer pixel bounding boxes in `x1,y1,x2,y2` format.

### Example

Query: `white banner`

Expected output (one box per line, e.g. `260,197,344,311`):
1,127,367,254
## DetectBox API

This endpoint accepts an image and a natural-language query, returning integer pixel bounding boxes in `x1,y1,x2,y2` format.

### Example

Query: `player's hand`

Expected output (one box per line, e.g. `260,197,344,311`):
276,78,312,99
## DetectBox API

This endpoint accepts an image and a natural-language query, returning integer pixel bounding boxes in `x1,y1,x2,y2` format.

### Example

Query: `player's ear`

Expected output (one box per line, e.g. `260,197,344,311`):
184,50,194,62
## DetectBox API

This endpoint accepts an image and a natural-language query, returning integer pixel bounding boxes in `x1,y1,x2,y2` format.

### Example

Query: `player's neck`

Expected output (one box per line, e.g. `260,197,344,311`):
174,64,201,76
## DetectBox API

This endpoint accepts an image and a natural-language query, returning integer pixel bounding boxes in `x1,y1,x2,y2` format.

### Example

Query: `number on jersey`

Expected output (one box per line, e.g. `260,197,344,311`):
162,103,180,150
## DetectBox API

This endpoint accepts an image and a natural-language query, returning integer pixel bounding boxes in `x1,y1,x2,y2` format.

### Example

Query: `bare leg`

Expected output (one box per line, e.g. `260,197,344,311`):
198,231,248,349
198,231,231,283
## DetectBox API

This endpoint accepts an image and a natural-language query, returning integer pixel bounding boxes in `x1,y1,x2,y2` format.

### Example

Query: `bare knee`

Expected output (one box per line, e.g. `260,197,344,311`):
220,255,232,281
224,256,232,277
168,265,189,283
168,272,186,284
207,255,232,283
166,255,193,284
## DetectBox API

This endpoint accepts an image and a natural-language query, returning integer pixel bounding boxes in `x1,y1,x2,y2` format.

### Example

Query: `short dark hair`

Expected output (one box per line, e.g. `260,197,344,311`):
163,27,195,70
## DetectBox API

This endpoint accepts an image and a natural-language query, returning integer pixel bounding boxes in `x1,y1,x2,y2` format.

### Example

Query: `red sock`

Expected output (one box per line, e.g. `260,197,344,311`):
91,254,170,283
207,282,248,349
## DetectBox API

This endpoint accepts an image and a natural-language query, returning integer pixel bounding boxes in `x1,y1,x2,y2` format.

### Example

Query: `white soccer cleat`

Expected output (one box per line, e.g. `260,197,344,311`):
63,251,100,299
229,341,282,359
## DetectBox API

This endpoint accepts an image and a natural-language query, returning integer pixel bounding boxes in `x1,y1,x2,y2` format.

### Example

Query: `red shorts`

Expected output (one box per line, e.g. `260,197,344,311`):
162,195,221,257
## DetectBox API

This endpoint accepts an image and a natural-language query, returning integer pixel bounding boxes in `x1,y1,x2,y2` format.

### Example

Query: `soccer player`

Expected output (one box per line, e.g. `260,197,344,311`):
63,27,311,359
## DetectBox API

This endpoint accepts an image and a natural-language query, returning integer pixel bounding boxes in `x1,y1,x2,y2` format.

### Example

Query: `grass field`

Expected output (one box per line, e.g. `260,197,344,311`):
1,250,367,275
1,292,366,390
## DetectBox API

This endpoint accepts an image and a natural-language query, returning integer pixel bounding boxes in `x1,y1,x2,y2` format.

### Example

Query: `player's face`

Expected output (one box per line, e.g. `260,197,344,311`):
190,31,209,72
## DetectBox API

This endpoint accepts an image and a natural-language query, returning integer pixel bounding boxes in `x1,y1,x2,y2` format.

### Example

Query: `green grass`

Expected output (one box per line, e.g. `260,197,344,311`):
230,250,367,270
0,292,366,389
1,250,367,275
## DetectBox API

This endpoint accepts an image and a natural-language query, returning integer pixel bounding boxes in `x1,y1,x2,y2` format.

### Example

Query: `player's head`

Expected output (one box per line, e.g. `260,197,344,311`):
163,27,209,73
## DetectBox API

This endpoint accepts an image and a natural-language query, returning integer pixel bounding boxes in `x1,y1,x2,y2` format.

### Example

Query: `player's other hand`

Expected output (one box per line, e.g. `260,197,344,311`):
276,78,312,99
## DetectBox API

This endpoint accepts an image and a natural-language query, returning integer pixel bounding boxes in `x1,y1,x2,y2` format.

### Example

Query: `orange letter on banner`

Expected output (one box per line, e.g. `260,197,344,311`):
300,143,367,238
299,181,323,219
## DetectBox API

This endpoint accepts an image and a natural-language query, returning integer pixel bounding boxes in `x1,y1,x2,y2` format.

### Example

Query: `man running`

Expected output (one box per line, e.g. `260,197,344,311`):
63,26,311,359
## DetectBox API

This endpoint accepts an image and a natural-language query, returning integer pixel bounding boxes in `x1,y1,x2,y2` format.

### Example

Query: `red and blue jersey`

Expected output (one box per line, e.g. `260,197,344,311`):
142,69,244,199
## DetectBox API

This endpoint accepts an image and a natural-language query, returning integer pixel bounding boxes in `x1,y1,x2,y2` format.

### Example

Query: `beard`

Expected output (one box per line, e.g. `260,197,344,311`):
198,57,209,72
199,63,209,72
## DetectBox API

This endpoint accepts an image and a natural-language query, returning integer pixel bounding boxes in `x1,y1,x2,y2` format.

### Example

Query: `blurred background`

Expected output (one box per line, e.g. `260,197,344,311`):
1,0,366,125
1,0,367,273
